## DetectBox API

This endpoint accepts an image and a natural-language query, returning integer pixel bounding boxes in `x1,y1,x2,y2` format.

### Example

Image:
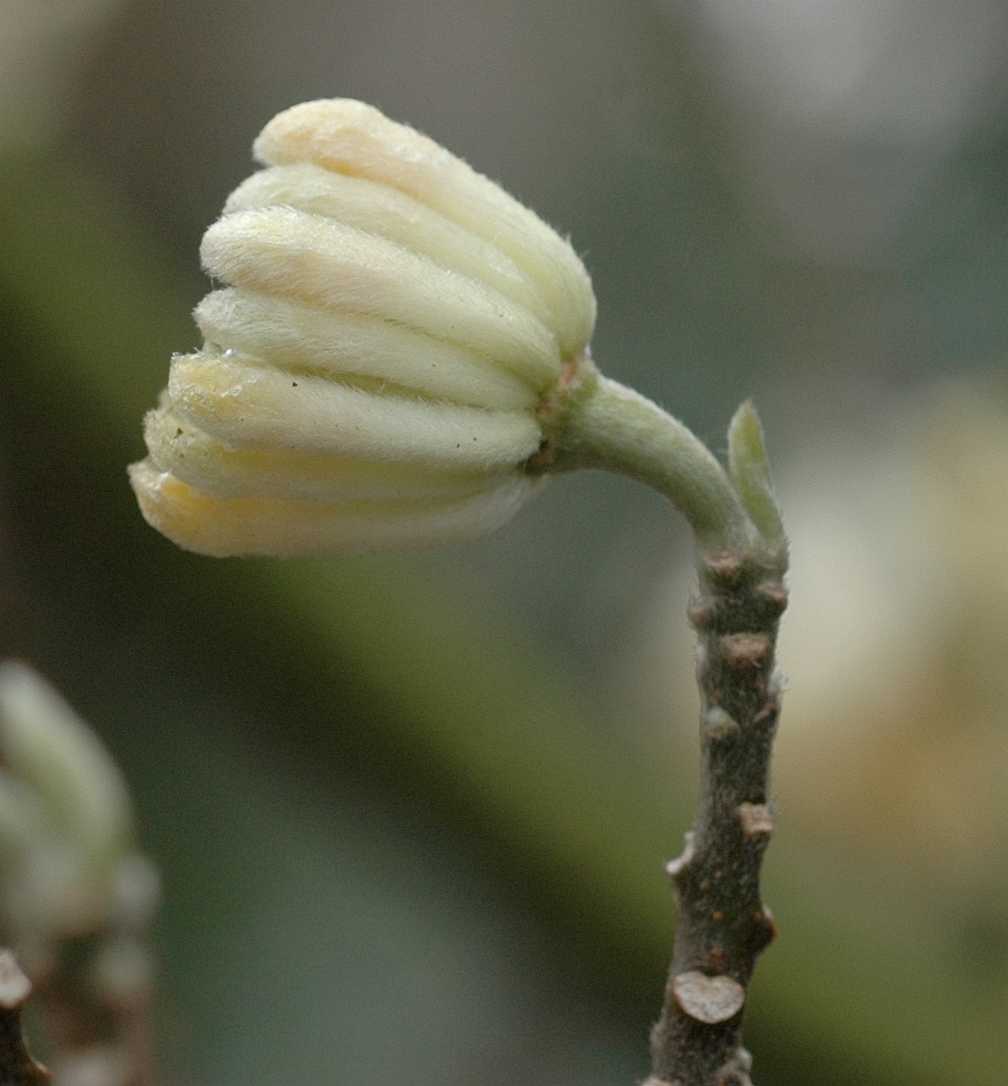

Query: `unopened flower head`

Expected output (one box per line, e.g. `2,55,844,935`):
130,99,596,556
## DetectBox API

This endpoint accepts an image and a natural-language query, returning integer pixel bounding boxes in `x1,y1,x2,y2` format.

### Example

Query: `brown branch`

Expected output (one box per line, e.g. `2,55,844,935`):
0,951,50,1086
649,547,788,1086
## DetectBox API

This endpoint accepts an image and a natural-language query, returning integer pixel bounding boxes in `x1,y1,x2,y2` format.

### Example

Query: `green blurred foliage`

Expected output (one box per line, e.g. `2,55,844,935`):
1,2,1006,1084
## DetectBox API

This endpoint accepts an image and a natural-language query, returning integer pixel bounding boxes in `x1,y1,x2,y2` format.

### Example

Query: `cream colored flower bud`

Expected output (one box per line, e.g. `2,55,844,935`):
130,99,596,556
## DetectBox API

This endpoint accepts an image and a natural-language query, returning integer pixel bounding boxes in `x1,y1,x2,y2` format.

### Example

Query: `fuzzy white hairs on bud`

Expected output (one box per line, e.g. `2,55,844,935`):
130,99,596,557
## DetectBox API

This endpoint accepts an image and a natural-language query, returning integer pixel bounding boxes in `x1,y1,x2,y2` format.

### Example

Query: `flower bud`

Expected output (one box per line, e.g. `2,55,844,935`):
130,99,596,556
0,662,140,938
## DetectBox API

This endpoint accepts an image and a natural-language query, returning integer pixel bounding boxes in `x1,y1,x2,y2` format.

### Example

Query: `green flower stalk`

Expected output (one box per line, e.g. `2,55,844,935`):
130,100,788,1086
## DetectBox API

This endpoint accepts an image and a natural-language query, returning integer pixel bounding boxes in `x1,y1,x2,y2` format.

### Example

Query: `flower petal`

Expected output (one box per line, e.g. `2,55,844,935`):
195,289,537,411
128,460,541,557
224,164,552,333
253,99,596,358
200,207,562,389
144,407,509,503
167,352,543,471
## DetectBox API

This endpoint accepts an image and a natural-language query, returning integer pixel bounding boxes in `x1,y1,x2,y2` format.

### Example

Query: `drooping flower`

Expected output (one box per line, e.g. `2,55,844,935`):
130,99,596,556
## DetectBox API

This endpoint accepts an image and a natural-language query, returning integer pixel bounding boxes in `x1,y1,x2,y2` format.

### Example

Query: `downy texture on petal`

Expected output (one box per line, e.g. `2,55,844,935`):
130,461,538,558
253,99,596,360
131,99,596,556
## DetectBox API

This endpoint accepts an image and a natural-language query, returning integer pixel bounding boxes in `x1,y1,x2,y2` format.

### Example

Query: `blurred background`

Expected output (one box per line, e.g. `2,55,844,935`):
1,1,1006,1083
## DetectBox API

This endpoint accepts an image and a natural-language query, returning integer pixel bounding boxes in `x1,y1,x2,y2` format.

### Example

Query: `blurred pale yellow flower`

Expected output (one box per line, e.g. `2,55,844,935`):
130,99,596,556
